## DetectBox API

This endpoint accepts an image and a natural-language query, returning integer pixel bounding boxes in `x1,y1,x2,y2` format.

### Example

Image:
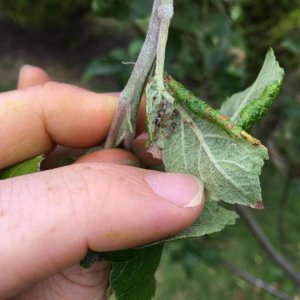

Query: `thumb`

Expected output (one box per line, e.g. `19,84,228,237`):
0,162,205,298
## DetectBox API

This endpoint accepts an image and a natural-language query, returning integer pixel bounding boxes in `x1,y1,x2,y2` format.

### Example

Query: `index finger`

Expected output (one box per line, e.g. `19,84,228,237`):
0,82,145,169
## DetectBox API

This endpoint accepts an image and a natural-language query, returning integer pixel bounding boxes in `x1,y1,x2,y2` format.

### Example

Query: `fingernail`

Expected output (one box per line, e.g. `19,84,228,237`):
145,172,204,207
134,132,148,142
19,64,34,80
20,64,33,74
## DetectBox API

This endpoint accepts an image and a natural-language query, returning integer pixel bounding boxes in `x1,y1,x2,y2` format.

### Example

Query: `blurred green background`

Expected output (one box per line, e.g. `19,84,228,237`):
0,0,300,299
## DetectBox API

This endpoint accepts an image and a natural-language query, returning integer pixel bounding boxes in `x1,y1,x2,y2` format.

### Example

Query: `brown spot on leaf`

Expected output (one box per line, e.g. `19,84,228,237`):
227,124,235,130
254,201,265,210
219,115,227,122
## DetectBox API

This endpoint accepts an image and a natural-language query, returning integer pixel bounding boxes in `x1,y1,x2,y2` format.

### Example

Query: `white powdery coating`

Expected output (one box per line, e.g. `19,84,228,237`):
163,107,268,207
158,3,174,21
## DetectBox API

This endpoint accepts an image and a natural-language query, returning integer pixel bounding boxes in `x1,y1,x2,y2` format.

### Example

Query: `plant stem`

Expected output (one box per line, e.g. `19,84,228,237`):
105,0,161,149
278,167,292,255
236,205,300,290
222,259,292,300
155,0,173,89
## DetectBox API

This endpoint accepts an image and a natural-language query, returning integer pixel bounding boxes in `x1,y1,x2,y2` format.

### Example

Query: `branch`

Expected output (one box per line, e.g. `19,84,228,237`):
222,259,292,300
278,167,292,255
105,0,161,149
155,0,173,88
235,205,300,289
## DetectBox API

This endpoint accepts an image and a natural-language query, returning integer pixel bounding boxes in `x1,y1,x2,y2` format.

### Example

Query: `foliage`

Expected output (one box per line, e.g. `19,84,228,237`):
86,0,246,102
85,48,282,299
0,0,90,29
238,0,300,74
83,39,144,86
0,156,44,179
1,0,300,299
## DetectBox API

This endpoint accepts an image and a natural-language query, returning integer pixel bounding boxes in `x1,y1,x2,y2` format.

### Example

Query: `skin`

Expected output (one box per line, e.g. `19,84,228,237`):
0,65,205,299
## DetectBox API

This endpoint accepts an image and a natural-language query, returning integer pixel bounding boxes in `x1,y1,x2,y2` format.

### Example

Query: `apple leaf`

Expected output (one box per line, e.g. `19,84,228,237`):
0,156,44,179
220,48,284,130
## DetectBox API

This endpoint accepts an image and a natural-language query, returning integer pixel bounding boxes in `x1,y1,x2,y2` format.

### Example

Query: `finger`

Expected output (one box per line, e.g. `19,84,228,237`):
76,148,140,166
132,132,162,167
19,262,111,300
17,65,50,89
136,95,147,134
19,150,138,300
0,83,118,168
0,163,205,298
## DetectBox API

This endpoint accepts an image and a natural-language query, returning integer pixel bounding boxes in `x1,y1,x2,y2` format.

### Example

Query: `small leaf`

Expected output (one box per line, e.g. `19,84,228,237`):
220,49,284,126
0,156,44,179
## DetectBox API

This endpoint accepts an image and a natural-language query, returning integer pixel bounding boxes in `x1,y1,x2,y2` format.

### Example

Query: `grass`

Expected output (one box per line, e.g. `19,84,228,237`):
155,163,300,299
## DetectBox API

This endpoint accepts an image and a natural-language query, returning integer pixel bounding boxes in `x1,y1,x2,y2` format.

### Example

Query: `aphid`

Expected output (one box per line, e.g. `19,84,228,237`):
155,116,162,127
164,75,261,146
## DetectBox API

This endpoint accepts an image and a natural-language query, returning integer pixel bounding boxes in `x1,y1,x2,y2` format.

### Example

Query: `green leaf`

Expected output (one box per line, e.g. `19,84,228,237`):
163,108,268,207
0,156,44,179
81,246,163,300
220,49,284,126
82,59,125,82
106,244,163,300
161,203,238,242
146,80,268,210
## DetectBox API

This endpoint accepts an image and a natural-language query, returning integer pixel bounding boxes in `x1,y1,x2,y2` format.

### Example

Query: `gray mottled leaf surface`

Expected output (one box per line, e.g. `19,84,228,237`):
148,203,238,244
162,106,268,207
220,48,284,121
145,77,268,240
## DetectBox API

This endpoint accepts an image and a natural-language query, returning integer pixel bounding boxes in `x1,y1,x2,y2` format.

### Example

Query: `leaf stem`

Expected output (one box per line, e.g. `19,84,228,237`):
155,0,174,89
222,259,292,300
105,0,161,149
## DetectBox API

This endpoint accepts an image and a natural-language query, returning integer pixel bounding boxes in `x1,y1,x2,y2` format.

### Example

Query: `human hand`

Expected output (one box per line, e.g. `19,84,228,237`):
0,65,205,299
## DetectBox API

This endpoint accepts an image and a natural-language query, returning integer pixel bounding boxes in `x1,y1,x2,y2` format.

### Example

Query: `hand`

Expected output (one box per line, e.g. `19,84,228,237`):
0,65,205,299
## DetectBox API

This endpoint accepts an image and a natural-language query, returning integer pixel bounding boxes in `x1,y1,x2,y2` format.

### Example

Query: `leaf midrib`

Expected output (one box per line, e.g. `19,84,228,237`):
178,107,250,202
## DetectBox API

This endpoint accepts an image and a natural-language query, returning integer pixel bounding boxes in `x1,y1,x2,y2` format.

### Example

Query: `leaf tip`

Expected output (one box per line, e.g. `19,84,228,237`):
146,145,163,159
252,200,265,210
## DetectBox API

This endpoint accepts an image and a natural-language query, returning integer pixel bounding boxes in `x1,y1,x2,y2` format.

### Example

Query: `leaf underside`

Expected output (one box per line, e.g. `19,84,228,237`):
98,49,283,300
0,50,284,300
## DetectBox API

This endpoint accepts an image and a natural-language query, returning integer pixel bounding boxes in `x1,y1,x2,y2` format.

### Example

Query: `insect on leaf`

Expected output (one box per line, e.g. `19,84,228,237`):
147,78,268,206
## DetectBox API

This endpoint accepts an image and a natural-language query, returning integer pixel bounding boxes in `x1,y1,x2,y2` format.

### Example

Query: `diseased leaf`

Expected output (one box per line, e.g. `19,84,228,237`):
148,203,238,244
163,107,268,207
146,80,268,210
106,245,163,300
173,203,238,240
220,48,284,127
0,156,44,179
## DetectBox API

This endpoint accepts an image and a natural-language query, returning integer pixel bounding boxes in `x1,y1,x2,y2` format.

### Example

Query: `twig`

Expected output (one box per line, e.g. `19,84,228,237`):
105,0,161,149
222,259,292,300
278,167,292,255
155,0,173,88
235,205,300,289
